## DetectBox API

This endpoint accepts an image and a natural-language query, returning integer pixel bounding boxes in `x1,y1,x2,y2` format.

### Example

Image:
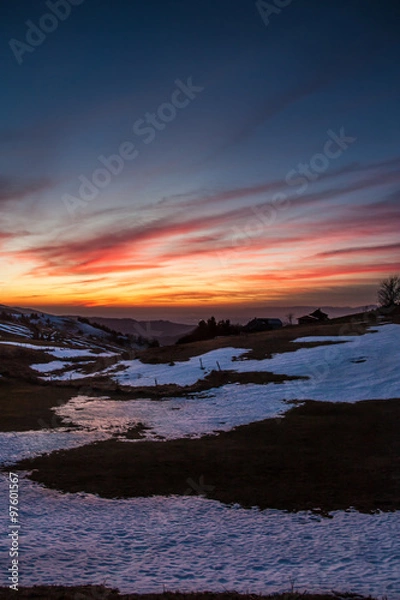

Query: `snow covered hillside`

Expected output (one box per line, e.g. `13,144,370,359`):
1,321,399,598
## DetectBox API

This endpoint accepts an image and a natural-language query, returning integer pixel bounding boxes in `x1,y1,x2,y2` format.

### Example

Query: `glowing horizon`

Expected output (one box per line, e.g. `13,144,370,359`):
1,2,399,316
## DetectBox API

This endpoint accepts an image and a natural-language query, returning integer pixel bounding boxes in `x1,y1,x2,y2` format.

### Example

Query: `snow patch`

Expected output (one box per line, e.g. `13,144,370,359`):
52,324,400,440
0,322,32,337
31,360,74,373
0,476,398,598
0,340,117,358
106,347,247,387
55,388,290,440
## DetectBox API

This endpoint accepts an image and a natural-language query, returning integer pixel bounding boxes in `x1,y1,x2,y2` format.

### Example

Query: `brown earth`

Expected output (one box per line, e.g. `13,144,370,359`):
0,344,50,381
14,398,400,514
0,379,78,432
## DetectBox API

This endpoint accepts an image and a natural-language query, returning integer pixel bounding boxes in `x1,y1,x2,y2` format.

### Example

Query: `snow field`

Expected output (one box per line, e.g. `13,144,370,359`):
0,475,398,598
1,323,399,597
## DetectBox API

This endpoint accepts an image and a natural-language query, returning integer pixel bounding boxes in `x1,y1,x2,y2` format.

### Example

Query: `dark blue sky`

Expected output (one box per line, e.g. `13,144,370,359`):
1,0,400,315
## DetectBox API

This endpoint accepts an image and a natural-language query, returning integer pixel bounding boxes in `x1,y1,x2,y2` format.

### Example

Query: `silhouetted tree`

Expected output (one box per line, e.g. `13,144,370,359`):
207,316,217,335
286,312,294,325
377,275,400,307
177,317,242,344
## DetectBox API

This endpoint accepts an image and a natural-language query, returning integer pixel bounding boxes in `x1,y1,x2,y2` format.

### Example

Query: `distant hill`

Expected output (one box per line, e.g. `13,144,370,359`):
0,304,194,347
0,303,377,345
82,317,194,346
0,304,153,351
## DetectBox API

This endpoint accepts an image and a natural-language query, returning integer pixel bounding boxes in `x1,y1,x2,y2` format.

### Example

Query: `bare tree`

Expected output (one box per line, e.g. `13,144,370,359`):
377,274,400,307
286,312,294,325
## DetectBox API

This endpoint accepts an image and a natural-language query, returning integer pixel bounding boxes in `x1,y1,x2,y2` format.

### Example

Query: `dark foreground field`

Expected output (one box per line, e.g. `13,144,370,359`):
15,398,400,514
0,587,382,599
0,379,77,432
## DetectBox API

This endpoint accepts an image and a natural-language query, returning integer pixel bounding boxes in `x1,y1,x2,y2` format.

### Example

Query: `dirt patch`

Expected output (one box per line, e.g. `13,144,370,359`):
14,398,400,514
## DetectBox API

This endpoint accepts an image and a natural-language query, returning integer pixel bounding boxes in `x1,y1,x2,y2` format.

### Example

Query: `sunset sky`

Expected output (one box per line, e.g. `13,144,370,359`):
1,0,399,319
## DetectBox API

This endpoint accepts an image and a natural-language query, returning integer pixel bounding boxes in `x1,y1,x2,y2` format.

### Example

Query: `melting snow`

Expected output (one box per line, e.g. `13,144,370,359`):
0,322,32,337
55,388,290,440
231,324,400,401
1,323,399,597
105,347,247,387
39,366,101,381
0,475,398,598
30,360,74,373
99,325,400,402
54,324,400,441
0,340,117,358
0,430,111,467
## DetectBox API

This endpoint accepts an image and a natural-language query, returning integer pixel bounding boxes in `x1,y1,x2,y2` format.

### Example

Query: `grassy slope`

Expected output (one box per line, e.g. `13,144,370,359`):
137,320,373,364
0,316,371,427
1,310,399,598
14,398,400,513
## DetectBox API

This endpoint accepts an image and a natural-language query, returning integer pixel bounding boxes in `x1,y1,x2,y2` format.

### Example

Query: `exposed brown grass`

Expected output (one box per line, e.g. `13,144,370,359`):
14,398,400,514
0,379,77,432
138,321,373,365
0,344,47,381
0,312,386,400
0,368,306,434
120,368,307,398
